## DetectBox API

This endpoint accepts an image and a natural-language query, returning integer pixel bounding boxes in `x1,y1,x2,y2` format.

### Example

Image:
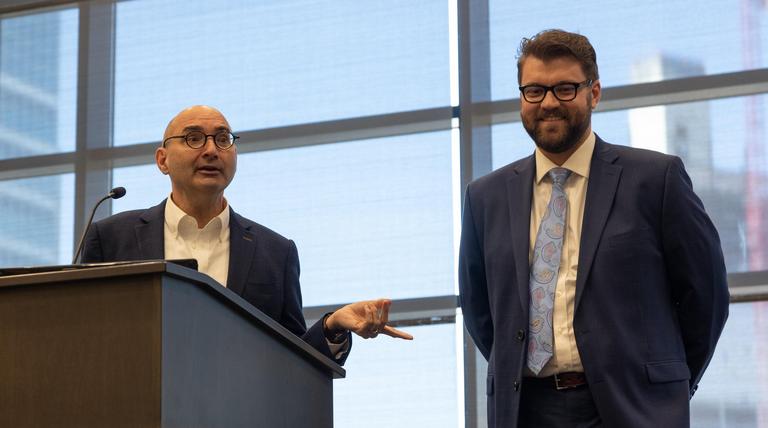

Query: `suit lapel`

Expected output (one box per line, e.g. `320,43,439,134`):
134,200,165,260
507,156,535,312
226,210,256,297
575,139,621,310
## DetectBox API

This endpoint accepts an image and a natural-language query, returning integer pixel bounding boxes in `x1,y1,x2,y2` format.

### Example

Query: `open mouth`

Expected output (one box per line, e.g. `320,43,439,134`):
196,165,221,174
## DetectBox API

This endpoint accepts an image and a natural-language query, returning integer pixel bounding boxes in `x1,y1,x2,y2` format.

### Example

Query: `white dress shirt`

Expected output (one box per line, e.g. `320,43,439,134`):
164,194,231,287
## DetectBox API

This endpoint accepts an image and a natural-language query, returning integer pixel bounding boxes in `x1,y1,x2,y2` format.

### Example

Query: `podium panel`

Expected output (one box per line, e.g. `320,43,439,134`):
0,261,344,428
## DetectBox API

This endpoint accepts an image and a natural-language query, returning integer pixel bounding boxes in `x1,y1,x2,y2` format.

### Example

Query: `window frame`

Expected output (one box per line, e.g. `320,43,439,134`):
1,1,768,427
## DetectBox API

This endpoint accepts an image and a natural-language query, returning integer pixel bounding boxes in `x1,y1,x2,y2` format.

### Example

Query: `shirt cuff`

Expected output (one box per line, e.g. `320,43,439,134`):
326,337,351,360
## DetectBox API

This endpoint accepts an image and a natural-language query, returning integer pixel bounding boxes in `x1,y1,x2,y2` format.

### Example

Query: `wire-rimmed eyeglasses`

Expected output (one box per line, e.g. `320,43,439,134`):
162,130,239,150
519,80,593,103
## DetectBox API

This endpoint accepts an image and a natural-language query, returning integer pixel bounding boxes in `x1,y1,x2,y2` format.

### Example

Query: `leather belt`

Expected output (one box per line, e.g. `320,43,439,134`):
526,372,587,390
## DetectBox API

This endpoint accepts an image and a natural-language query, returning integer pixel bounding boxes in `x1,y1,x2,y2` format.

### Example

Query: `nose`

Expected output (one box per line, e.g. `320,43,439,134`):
201,135,219,157
540,89,560,109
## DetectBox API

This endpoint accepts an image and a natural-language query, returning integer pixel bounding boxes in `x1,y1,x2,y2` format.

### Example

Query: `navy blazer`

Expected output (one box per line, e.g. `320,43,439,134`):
459,137,729,427
82,199,349,364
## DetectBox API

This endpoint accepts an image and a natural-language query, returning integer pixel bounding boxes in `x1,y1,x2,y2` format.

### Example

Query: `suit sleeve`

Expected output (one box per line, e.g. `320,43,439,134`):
458,186,494,361
661,156,729,394
282,240,351,365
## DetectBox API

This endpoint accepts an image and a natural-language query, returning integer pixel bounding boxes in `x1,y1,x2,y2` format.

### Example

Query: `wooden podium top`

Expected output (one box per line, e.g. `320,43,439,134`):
0,260,345,379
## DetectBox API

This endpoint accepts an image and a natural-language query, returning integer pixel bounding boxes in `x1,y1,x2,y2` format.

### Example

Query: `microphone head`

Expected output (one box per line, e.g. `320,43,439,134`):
109,187,127,199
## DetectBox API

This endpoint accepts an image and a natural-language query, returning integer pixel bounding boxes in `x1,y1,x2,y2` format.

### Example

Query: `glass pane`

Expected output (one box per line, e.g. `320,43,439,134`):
113,0,450,146
230,131,454,305
491,121,533,171
492,94,768,273
489,0,768,99
112,131,455,305
691,301,768,427
472,339,489,428
113,163,171,213
334,322,460,427
0,174,74,266
0,8,78,159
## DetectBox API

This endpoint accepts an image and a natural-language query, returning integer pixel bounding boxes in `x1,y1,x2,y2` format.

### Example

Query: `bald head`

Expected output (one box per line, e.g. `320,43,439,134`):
163,105,231,143
155,104,237,224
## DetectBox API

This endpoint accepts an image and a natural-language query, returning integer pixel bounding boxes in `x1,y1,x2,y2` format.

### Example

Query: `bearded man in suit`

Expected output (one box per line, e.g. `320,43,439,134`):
459,29,728,427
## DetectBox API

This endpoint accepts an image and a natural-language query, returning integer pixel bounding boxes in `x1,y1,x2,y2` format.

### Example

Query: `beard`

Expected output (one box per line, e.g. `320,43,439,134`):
522,102,592,155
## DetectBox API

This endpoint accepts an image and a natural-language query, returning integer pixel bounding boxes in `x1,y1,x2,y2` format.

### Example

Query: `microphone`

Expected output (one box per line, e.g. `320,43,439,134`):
110,186,126,199
72,187,126,264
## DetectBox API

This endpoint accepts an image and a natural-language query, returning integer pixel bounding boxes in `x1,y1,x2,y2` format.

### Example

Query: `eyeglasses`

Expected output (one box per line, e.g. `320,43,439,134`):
162,130,239,150
519,80,593,103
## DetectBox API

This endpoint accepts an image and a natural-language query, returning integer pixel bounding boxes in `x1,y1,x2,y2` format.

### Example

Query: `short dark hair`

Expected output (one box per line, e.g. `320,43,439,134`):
517,29,599,84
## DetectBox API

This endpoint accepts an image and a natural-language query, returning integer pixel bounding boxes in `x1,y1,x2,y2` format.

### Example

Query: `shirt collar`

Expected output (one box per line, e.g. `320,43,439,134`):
534,132,596,183
164,194,230,242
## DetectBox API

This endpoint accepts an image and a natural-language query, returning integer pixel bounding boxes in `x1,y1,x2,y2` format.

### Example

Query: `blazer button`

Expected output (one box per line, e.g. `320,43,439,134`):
513,381,520,391
516,329,526,341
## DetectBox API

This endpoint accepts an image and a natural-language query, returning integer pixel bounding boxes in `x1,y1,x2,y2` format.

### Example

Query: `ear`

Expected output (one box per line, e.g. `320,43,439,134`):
590,80,601,110
155,147,169,175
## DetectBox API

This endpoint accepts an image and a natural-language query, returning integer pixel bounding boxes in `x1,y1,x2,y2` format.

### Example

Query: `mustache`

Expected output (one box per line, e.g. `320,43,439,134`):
537,109,569,120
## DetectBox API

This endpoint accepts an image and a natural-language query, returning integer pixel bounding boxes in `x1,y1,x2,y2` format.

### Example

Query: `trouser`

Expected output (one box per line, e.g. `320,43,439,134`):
518,375,602,427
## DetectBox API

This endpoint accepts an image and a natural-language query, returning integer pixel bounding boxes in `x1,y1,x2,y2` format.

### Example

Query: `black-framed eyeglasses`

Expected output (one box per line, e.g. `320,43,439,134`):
162,130,239,150
519,80,593,103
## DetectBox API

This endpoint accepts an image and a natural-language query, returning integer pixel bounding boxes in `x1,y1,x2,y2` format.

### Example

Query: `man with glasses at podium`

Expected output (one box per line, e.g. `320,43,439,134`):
82,105,412,363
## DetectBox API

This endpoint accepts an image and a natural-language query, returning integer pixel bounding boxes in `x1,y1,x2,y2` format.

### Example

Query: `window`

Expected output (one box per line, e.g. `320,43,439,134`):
229,132,454,305
489,0,768,99
0,173,74,266
0,8,77,160
691,301,768,426
113,0,450,146
334,323,460,428
1,1,766,427
0,6,77,266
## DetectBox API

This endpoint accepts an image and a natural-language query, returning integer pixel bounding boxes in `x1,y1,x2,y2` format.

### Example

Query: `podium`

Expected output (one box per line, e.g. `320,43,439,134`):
0,261,345,428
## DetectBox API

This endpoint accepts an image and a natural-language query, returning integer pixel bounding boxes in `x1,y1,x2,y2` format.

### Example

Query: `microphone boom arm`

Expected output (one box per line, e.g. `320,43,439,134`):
72,187,126,264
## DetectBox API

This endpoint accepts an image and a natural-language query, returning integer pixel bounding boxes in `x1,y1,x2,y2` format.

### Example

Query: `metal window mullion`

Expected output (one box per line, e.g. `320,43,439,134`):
457,0,493,426
73,0,116,252
300,273,768,324
70,107,456,171
303,295,459,326
0,152,75,181
0,0,78,16
458,0,492,191
233,106,454,154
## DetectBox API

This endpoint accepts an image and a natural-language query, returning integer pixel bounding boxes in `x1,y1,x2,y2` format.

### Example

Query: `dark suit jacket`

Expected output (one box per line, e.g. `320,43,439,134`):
459,137,729,427
82,199,349,364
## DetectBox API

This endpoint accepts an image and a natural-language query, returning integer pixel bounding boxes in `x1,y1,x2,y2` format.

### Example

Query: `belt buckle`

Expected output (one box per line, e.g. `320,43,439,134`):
554,373,581,390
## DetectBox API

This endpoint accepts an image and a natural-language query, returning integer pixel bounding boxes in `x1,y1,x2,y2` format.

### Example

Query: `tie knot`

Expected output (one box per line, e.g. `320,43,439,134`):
548,167,571,187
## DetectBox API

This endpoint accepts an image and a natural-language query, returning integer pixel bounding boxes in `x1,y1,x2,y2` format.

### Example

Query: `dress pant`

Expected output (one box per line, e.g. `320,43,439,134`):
518,376,602,428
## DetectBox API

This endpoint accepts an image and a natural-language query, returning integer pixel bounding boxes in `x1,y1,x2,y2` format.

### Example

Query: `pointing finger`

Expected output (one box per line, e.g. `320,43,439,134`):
381,325,413,340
